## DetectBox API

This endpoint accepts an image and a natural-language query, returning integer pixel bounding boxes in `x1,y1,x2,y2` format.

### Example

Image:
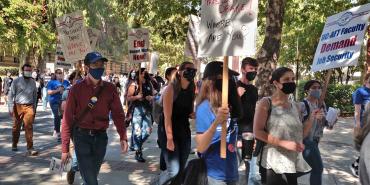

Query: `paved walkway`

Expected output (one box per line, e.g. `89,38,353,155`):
0,104,360,185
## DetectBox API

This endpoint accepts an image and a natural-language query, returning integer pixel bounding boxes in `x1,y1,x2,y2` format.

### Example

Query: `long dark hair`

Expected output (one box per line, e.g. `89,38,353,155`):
171,61,195,94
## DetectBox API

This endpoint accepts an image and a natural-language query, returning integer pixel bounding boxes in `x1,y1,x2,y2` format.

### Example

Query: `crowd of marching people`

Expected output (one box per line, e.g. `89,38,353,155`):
2,51,370,185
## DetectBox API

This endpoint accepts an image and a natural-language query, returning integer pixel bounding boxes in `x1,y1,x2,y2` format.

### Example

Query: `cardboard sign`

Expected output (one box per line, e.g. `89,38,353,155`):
55,35,73,69
198,0,258,57
128,28,150,63
185,15,201,59
55,11,92,62
87,27,101,50
49,157,71,173
312,3,370,72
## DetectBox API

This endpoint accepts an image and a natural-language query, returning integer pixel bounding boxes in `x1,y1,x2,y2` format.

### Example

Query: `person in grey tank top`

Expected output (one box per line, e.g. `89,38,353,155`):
254,67,324,185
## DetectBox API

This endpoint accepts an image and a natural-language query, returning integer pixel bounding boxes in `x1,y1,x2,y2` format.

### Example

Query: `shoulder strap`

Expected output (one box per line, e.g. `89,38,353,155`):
303,100,310,122
73,83,106,125
265,97,272,130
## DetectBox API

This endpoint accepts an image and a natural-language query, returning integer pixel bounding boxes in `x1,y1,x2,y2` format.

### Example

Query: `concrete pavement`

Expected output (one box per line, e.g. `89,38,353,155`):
0,104,360,185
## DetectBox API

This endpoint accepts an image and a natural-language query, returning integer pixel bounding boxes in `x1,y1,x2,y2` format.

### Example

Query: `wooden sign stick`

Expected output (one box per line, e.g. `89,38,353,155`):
221,56,229,159
319,69,333,107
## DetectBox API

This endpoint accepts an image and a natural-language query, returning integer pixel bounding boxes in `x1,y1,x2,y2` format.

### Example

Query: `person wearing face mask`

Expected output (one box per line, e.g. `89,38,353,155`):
8,64,38,155
61,52,128,185
300,80,327,185
254,67,324,185
47,68,70,142
127,68,155,162
192,61,240,185
3,72,14,105
153,62,196,185
235,57,259,184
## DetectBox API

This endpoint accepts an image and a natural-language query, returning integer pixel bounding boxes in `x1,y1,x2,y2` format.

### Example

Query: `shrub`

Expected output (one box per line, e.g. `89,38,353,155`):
0,67,19,76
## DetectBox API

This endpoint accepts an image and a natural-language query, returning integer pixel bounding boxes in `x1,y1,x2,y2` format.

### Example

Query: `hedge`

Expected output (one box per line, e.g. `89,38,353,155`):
298,81,361,116
0,67,19,76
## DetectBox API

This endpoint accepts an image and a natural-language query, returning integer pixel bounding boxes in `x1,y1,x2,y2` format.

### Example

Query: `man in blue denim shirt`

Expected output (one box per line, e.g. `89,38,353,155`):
47,69,70,141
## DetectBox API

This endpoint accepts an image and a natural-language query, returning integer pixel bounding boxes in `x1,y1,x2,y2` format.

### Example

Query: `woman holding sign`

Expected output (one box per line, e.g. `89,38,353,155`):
195,61,241,185
254,67,324,185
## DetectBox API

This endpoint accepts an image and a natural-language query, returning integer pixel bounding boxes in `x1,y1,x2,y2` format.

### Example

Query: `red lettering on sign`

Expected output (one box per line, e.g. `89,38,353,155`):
134,40,145,48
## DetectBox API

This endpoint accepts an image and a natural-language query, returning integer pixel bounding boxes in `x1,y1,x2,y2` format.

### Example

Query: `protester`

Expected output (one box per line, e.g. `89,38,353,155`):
254,67,323,185
351,73,370,178
47,69,70,142
126,68,155,162
41,70,52,110
164,67,177,85
353,102,370,185
113,76,122,96
3,72,14,105
61,52,128,185
8,64,38,155
300,80,327,185
59,70,83,185
156,62,196,185
236,57,259,184
195,61,241,185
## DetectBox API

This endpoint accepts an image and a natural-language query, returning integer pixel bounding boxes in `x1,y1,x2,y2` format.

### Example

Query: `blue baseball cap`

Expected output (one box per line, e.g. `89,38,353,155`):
84,52,108,65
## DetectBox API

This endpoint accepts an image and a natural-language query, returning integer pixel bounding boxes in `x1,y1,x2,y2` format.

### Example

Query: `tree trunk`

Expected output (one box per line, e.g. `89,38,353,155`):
256,0,286,97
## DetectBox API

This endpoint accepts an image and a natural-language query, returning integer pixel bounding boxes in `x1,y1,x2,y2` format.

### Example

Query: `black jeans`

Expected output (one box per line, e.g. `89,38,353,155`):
74,129,108,185
266,169,298,185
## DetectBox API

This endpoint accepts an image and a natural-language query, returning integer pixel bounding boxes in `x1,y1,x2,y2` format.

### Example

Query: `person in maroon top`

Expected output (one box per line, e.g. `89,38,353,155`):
61,52,128,185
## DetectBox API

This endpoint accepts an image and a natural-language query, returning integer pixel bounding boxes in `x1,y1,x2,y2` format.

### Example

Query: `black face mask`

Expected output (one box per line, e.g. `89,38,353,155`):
144,73,150,80
183,68,197,82
215,79,223,92
280,82,296,94
246,71,257,81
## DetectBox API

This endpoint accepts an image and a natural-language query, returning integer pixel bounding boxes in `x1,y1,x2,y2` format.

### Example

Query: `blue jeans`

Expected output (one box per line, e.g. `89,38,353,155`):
73,129,108,185
50,102,61,133
71,150,79,172
131,106,152,150
159,137,191,185
303,138,323,185
42,87,48,110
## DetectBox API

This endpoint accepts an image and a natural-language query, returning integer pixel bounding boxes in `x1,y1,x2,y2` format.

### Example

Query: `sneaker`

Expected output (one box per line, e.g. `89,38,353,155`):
350,164,359,178
27,149,39,156
135,151,146,163
66,170,75,184
11,147,18,151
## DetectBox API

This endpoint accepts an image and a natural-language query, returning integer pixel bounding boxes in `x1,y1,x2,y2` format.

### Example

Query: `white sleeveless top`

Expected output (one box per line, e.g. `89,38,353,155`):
261,100,311,174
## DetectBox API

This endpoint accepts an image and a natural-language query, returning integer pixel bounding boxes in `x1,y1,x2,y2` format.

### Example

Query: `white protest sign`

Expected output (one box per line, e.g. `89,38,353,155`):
55,35,73,69
87,27,101,50
198,0,258,57
49,157,71,173
128,28,150,63
149,52,159,74
185,15,201,58
55,11,92,62
311,3,370,72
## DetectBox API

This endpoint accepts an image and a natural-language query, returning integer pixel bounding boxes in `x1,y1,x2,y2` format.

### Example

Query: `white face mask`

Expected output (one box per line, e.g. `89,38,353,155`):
23,71,32,78
32,72,37,79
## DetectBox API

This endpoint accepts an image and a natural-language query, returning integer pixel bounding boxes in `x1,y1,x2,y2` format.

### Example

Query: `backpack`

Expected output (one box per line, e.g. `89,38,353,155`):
152,84,179,124
302,100,311,123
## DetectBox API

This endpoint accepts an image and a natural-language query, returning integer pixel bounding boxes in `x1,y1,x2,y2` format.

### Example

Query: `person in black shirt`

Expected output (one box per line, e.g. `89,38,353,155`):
155,62,196,185
236,57,259,184
126,68,155,162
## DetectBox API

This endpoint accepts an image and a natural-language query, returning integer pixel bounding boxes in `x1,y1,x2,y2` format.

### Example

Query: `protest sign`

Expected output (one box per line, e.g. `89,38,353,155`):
312,3,370,72
55,11,92,62
149,52,159,74
87,27,101,50
198,0,258,57
128,28,150,63
185,15,201,59
55,35,73,69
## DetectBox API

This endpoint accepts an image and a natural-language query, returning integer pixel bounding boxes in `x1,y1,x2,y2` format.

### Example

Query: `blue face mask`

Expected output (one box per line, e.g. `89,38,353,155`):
89,68,105,80
310,89,321,99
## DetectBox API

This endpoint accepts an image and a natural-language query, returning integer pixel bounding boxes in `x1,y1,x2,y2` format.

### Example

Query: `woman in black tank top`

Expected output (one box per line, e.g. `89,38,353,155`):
155,62,196,185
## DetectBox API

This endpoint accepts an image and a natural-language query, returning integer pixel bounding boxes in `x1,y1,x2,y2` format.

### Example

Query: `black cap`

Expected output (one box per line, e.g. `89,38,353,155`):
202,61,239,80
